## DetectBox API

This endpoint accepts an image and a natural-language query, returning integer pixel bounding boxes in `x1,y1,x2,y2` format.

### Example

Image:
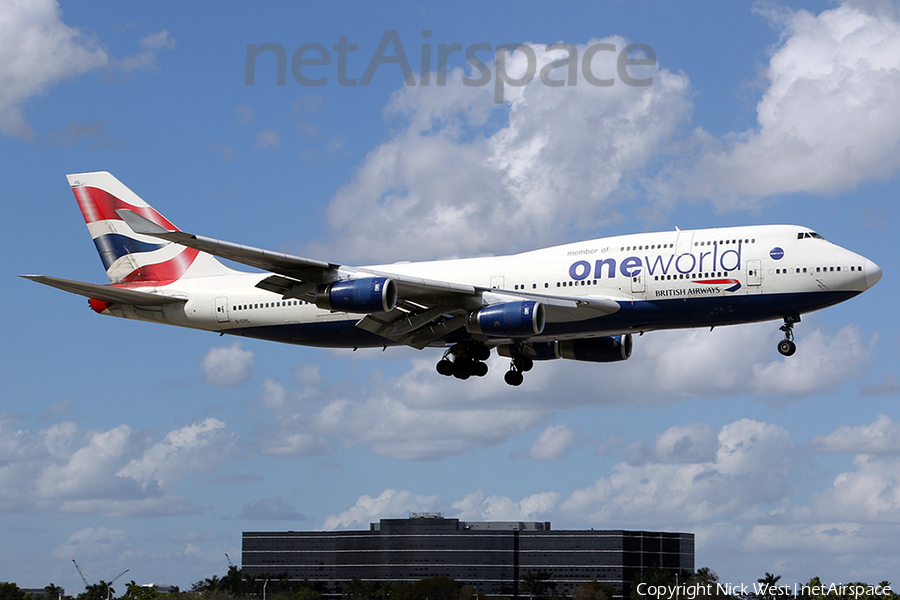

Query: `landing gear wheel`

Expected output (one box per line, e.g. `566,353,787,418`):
504,370,524,386
474,362,489,377
453,358,475,380
513,356,534,372
777,314,800,357
436,358,454,376
777,339,796,357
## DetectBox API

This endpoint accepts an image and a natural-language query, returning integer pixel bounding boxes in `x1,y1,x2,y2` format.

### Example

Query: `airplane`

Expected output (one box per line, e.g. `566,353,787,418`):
23,171,882,386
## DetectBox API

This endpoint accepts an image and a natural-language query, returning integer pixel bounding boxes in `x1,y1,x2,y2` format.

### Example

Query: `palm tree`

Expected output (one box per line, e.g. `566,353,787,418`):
521,570,549,600
44,584,64,600
757,573,781,600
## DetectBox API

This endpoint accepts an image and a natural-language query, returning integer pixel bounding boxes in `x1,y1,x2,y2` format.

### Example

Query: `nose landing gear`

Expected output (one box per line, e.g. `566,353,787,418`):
777,315,800,356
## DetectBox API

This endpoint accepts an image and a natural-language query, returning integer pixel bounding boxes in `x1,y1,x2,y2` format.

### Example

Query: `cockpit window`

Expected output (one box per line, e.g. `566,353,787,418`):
798,231,826,240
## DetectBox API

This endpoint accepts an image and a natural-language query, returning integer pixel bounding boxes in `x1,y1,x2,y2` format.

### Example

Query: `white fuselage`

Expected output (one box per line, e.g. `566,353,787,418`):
99,224,880,348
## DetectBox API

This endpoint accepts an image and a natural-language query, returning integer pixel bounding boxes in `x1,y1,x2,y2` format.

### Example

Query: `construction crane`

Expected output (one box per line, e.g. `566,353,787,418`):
105,570,129,600
71,560,129,599
72,559,92,587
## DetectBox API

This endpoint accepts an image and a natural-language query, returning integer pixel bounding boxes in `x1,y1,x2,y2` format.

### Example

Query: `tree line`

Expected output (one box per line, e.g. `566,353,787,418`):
1,567,897,600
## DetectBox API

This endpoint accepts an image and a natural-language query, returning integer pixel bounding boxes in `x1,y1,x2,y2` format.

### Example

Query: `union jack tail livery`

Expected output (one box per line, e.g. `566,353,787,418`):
67,171,228,284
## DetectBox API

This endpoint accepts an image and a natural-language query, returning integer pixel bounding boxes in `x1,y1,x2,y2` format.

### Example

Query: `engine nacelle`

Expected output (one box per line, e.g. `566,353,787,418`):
466,301,545,337
558,334,633,363
497,341,560,360
315,277,398,313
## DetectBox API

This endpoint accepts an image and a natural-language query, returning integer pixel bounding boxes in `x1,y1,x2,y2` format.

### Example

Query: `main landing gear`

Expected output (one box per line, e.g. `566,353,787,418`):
504,354,533,387
436,342,491,380
777,315,800,357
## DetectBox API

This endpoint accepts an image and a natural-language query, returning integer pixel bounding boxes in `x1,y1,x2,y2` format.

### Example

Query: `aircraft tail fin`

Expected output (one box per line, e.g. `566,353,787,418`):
67,172,230,284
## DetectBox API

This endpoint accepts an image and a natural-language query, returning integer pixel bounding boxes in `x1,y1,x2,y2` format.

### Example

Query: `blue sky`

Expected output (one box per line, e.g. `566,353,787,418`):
2,0,900,592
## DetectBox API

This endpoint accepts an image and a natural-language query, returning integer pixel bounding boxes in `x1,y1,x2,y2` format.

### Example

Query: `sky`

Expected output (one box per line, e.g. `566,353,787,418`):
2,0,900,592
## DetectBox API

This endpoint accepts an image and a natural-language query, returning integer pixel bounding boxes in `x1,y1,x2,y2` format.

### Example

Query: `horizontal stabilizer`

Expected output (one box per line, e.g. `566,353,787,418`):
21,275,187,306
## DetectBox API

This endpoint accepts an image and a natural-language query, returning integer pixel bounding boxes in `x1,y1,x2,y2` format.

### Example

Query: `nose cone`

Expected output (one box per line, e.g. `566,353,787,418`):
865,259,883,289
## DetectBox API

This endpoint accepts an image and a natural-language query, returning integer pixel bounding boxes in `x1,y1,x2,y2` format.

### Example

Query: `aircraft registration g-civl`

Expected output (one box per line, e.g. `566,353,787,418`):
24,172,883,386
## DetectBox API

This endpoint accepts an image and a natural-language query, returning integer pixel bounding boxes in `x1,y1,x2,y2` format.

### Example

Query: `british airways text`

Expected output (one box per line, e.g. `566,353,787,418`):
568,244,742,280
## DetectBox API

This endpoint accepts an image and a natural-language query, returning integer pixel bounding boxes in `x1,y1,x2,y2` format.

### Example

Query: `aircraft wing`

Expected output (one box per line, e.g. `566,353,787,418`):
21,275,187,306
117,209,339,284
118,208,478,298
117,208,621,347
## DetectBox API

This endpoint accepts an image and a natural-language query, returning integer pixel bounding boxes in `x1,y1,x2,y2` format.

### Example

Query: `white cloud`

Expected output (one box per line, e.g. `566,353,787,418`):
652,422,719,464
255,127,281,149
452,489,560,521
0,418,240,517
111,30,175,73
321,489,439,530
308,356,551,460
528,424,577,460
660,2,900,206
210,141,235,162
0,0,108,136
814,454,900,523
244,322,873,462
810,414,900,454
35,424,143,501
239,495,309,521
52,526,135,563
319,38,692,263
292,363,322,386
200,342,255,386
612,323,874,402
560,419,798,526
117,418,238,487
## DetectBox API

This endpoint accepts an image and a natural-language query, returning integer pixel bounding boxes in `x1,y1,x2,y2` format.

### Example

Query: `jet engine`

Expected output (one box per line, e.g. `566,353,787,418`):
466,301,545,337
558,334,633,363
315,277,398,313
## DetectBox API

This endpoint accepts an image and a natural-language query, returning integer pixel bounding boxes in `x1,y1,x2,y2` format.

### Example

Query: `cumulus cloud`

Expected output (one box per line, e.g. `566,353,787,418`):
452,490,560,521
117,418,238,487
321,489,439,530
52,526,135,563
810,414,900,455
200,342,255,386
560,419,798,525
610,323,874,402
317,419,801,531
0,419,240,517
319,38,691,263
243,321,873,462
659,2,900,207
111,30,175,73
318,416,900,581
528,424,577,460
239,495,309,521
308,356,551,460
0,1,176,137
0,0,108,136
